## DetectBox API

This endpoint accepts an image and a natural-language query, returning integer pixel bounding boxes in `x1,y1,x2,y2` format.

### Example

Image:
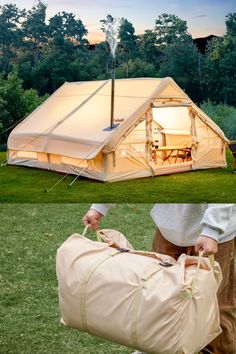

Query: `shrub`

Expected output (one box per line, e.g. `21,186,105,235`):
201,101,236,139
0,72,48,145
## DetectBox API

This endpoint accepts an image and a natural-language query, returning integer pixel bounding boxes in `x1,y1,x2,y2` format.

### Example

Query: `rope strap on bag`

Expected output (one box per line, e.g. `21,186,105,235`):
78,225,121,332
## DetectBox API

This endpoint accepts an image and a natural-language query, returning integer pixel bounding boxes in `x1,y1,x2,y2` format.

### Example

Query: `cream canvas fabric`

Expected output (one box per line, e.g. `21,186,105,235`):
56,229,222,354
8,78,229,181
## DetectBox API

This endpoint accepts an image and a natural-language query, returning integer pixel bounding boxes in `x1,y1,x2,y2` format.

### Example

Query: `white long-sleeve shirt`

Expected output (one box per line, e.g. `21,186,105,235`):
90,204,236,246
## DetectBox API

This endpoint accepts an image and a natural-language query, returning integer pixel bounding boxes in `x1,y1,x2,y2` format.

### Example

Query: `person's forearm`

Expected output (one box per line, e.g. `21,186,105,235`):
90,204,116,216
200,204,234,241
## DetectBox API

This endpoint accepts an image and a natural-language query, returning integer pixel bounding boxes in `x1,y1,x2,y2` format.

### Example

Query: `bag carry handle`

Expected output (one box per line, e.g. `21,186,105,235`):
82,224,89,237
81,226,115,244
81,226,107,240
197,250,215,270
82,226,215,269
208,254,215,269
81,226,112,244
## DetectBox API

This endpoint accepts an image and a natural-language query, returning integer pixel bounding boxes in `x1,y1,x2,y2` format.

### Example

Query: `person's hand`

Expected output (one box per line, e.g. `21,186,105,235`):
82,209,103,230
195,235,218,255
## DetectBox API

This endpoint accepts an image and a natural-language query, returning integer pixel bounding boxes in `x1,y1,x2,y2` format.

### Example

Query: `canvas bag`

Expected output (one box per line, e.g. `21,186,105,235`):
56,227,222,354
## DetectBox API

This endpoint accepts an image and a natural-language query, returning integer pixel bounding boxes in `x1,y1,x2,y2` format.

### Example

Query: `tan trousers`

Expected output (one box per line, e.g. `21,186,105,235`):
152,229,236,354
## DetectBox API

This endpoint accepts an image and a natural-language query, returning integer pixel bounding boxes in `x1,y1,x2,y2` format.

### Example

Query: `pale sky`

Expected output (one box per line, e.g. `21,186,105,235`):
1,0,236,43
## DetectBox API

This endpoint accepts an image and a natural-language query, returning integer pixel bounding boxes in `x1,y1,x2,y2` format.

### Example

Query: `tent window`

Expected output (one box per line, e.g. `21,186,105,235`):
17,151,38,159
118,121,146,157
61,156,88,168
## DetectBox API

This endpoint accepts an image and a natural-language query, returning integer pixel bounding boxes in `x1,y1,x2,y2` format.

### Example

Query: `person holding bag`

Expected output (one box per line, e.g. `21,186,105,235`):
82,204,236,354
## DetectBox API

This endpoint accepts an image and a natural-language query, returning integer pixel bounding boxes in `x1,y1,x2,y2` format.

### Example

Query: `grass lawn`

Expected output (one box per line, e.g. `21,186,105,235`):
0,204,154,354
0,151,235,203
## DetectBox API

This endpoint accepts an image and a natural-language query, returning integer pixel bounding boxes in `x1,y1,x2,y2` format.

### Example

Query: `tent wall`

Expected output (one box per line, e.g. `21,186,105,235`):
8,150,107,181
153,162,192,176
105,122,153,182
105,153,152,182
194,116,227,169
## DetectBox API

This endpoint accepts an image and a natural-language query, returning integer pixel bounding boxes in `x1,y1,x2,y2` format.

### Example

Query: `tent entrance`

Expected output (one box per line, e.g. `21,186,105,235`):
111,105,193,176
149,106,193,166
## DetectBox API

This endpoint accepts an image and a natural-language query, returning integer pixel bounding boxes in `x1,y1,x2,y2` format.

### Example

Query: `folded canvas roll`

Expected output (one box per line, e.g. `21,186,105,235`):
56,229,222,354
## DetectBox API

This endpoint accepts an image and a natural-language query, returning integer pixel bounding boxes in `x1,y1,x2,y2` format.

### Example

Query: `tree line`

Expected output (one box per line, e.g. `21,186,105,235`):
0,1,236,144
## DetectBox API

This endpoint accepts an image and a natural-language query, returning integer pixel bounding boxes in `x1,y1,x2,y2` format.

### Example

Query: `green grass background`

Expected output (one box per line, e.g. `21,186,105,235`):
0,203,155,354
0,151,235,203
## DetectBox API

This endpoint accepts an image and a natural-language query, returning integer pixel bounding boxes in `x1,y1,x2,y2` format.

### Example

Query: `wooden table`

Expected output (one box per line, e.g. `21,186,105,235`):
154,145,191,164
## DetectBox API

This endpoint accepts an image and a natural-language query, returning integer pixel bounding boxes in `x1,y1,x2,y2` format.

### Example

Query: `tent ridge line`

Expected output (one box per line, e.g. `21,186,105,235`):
165,78,190,100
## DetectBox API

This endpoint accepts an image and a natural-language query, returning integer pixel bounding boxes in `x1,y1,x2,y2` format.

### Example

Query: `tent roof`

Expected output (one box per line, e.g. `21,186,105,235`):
8,77,228,159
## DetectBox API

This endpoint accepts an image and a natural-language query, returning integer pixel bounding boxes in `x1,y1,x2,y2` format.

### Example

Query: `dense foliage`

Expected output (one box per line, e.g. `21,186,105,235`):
0,1,236,143
0,73,48,146
201,101,236,139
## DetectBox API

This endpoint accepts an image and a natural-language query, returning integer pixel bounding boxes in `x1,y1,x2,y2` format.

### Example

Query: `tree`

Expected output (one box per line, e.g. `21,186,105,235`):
22,1,48,65
140,29,162,69
116,58,157,78
158,38,201,102
117,18,139,77
0,72,48,144
48,11,88,46
77,42,110,80
155,13,191,48
154,13,202,102
0,4,25,73
204,13,236,105
225,12,236,36
39,11,89,90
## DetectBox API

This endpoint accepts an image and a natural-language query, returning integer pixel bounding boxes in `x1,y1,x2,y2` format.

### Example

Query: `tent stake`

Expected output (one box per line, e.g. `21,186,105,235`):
68,174,80,188
68,164,89,188
0,160,7,167
45,173,69,193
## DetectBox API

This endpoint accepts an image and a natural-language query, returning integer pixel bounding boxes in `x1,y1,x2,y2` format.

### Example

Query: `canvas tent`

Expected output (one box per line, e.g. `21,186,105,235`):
7,78,228,182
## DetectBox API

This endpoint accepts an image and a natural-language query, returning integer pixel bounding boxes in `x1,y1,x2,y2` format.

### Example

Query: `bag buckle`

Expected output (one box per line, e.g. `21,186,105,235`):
159,261,173,267
117,247,130,253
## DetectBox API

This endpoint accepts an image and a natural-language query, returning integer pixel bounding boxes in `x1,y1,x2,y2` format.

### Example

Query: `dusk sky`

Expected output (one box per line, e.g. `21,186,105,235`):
1,0,236,43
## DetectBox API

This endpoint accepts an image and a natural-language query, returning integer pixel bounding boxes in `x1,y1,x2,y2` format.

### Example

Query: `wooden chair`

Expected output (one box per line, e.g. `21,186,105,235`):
228,143,236,172
174,148,192,163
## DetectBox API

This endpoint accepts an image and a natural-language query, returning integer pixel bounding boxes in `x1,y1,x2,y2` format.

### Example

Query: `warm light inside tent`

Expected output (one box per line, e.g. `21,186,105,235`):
133,146,145,152
121,150,127,157
16,151,38,159
152,107,191,133
61,156,88,168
